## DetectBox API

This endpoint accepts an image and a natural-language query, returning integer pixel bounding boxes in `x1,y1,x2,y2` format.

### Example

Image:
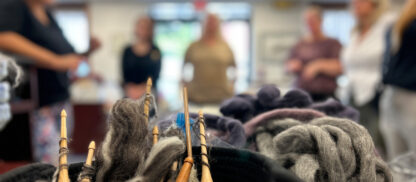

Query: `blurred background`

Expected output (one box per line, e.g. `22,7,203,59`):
0,0,411,174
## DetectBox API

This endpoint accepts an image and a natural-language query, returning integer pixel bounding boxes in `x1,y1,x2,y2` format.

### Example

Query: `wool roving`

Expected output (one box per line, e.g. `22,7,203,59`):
176,112,195,138
256,84,281,109
95,98,152,182
244,108,325,137
271,89,313,109
254,118,303,159
220,85,314,122
219,94,255,122
220,84,361,124
310,98,360,122
126,136,185,182
76,164,95,182
0,54,23,131
275,125,346,181
158,112,246,148
161,125,185,141
1,146,304,182
0,53,23,88
253,87,314,115
272,117,392,182
189,113,246,148
189,166,200,182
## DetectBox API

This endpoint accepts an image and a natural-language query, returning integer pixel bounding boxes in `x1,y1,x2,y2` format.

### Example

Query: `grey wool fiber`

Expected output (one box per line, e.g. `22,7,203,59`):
159,125,199,182
0,53,23,87
255,119,302,159
274,125,346,181
95,98,152,182
51,167,58,182
161,125,185,141
77,164,96,182
255,117,392,182
126,136,185,182
189,166,199,182
5,55,23,88
95,96,188,182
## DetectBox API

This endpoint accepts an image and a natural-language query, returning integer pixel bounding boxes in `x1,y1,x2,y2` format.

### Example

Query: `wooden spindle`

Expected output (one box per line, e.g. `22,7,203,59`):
144,77,152,124
151,125,164,182
153,126,159,145
176,87,194,182
80,141,96,182
199,111,213,182
58,110,70,182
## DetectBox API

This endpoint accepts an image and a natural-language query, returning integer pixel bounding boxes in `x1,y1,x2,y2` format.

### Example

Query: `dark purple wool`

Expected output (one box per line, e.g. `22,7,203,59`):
310,98,360,122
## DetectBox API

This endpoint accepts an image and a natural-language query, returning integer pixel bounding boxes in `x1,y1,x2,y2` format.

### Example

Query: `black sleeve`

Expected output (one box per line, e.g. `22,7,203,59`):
153,47,162,82
0,0,25,32
121,46,130,83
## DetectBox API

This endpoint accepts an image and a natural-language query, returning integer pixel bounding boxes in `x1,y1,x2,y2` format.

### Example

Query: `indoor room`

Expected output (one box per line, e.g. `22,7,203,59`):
0,0,414,181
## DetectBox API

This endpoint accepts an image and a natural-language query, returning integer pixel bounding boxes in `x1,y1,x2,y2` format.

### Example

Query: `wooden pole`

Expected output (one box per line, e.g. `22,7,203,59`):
176,87,194,182
153,126,159,145
151,125,164,182
58,110,70,182
144,77,152,125
183,87,192,158
80,141,96,182
199,111,213,182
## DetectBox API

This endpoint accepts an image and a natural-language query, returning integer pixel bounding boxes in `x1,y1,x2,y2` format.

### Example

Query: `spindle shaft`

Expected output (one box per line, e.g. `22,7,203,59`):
80,141,96,182
176,87,194,182
58,110,69,182
153,126,159,145
144,77,152,124
199,111,213,182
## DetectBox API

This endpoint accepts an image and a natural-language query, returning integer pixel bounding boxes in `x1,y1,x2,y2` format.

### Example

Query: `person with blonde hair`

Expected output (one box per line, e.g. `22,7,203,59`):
183,14,236,104
381,0,416,160
341,0,395,153
286,5,343,102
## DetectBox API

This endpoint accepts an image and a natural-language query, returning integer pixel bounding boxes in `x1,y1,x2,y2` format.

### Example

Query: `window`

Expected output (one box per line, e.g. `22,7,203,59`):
151,3,252,109
54,7,90,53
322,9,355,45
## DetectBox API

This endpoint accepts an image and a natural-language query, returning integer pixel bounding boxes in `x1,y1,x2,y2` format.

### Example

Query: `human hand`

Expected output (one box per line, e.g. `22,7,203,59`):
51,54,83,71
89,36,101,54
302,61,322,80
287,59,303,73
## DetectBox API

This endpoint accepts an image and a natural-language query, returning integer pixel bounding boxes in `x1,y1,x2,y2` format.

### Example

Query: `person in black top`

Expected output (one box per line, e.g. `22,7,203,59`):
122,16,161,99
380,0,416,160
0,0,100,164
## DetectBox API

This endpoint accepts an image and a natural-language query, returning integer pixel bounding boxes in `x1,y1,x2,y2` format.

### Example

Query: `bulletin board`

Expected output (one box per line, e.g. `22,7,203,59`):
260,32,299,63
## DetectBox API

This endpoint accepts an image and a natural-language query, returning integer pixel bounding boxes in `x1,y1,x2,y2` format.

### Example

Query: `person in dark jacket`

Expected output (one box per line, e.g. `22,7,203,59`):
0,0,100,164
380,0,416,160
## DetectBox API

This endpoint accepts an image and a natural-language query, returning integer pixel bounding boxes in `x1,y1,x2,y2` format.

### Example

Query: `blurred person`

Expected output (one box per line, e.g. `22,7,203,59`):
122,16,161,99
0,0,100,164
287,6,343,102
342,0,394,153
381,0,416,160
183,14,236,104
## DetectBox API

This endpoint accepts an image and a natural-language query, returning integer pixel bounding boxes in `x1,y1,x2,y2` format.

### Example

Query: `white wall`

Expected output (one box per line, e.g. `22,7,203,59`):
89,1,149,82
251,2,304,89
